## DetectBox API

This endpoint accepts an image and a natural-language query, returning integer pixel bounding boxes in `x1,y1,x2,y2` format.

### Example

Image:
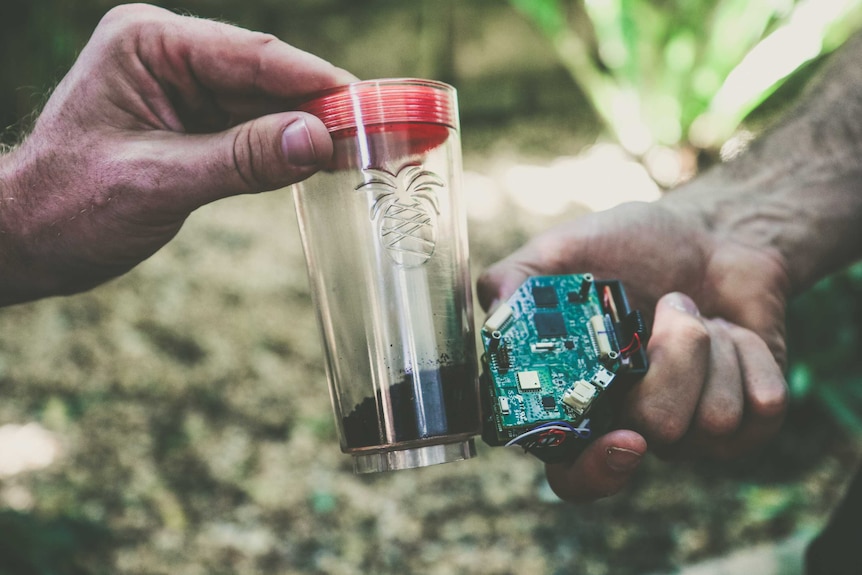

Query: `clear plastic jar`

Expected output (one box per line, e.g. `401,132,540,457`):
293,79,479,473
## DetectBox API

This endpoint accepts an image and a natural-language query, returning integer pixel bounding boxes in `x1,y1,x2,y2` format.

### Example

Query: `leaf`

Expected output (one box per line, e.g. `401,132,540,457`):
509,0,566,37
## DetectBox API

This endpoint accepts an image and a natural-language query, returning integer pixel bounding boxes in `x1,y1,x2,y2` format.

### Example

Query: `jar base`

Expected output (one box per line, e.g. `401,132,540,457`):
352,438,476,474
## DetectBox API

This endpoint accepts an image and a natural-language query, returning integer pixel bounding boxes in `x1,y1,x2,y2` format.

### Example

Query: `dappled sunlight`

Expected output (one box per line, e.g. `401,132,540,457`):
466,144,661,220
692,0,861,147
0,423,60,478
462,171,504,222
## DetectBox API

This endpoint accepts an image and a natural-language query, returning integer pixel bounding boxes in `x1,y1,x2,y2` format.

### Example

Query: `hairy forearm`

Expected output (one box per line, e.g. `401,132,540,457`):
0,147,36,305
664,32,862,295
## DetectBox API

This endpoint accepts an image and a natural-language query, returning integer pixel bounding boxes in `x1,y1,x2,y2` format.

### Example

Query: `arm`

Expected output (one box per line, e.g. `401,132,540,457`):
668,29,862,295
0,4,355,306
478,30,862,502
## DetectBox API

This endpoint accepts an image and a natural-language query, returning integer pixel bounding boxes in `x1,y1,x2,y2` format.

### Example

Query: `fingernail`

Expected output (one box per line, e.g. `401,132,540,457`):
606,446,642,473
665,292,700,317
282,119,318,167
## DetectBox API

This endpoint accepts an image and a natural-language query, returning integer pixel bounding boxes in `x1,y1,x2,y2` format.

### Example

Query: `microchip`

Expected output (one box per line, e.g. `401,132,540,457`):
534,312,567,339
516,370,542,391
532,286,559,308
542,395,556,410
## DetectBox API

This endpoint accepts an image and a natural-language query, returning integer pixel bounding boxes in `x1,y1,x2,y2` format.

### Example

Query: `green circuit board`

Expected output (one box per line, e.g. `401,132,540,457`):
479,274,648,463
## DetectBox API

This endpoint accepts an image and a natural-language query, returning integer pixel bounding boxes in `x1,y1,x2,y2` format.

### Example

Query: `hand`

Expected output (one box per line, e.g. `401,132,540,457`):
477,200,790,501
0,4,356,305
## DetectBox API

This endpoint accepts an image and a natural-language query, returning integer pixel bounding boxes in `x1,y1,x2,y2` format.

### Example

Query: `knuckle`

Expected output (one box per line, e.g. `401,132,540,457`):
695,403,742,437
650,316,711,364
749,379,789,419
231,121,269,191
98,3,159,34
251,31,280,46
673,319,711,352
630,403,690,447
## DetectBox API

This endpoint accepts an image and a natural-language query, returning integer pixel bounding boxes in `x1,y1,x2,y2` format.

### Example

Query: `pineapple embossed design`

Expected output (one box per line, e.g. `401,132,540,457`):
356,163,445,268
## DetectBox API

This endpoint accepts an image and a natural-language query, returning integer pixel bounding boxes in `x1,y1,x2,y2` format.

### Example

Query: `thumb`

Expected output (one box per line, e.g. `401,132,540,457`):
476,257,539,313
545,430,647,502
476,219,599,312
214,111,333,197
142,111,333,213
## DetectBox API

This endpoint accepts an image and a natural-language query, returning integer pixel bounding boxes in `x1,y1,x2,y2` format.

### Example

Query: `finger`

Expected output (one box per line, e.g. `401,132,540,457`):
704,320,788,459
476,255,542,312
99,5,357,99
672,318,745,458
476,229,576,312
624,292,710,452
702,243,790,368
693,319,745,434
545,430,647,502
114,111,332,214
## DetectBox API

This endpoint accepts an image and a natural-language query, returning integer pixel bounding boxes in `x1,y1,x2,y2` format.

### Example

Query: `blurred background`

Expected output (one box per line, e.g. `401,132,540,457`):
2,0,862,573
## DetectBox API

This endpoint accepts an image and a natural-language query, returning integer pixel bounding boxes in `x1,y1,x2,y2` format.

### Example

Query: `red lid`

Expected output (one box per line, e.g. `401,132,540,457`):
298,78,458,133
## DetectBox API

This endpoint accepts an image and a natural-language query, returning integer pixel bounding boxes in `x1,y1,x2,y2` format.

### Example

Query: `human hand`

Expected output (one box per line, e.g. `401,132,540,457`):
0,3,356,305
477,200,790,501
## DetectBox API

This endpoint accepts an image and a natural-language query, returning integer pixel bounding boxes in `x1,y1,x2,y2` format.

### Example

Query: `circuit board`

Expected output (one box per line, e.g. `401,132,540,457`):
480,274,648,464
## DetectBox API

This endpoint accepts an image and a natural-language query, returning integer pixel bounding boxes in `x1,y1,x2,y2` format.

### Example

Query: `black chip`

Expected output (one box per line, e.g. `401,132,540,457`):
564,340,575,350
542,395,556,410
567,291,581,303
534,312,567,339
532,286,559,308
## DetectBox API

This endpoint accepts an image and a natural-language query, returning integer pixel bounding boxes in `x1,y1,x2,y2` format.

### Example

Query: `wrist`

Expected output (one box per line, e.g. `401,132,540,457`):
0,146,47,306
662,158,862,295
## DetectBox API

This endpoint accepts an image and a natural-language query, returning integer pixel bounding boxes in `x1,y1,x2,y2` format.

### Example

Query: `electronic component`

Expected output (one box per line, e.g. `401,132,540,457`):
483,303,514,333
532,285,559,308
590,314,618,361
534,312,567,339
531,342,556,352
488,330,502,352
592,366,615,388
516,370,543,392
562,380,597,412
480,274,649,464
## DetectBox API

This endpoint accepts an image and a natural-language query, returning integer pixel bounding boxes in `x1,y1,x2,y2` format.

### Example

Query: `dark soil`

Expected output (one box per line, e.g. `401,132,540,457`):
342,363,480,448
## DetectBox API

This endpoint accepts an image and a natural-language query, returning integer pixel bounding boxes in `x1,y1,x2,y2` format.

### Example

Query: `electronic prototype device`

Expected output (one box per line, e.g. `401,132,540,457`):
479,274,649,464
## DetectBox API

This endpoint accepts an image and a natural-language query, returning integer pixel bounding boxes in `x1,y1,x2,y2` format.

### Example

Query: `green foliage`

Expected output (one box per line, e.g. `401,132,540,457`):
738,484,803,523
787,262,862,437
0,511,113,575
510,0,862,153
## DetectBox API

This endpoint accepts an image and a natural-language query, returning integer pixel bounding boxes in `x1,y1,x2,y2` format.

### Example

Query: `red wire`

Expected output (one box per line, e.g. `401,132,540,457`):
538,429,567,447
620,332,641,357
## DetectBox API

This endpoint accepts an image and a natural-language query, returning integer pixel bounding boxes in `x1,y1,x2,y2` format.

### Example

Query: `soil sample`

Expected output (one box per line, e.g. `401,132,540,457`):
341,363,479,449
